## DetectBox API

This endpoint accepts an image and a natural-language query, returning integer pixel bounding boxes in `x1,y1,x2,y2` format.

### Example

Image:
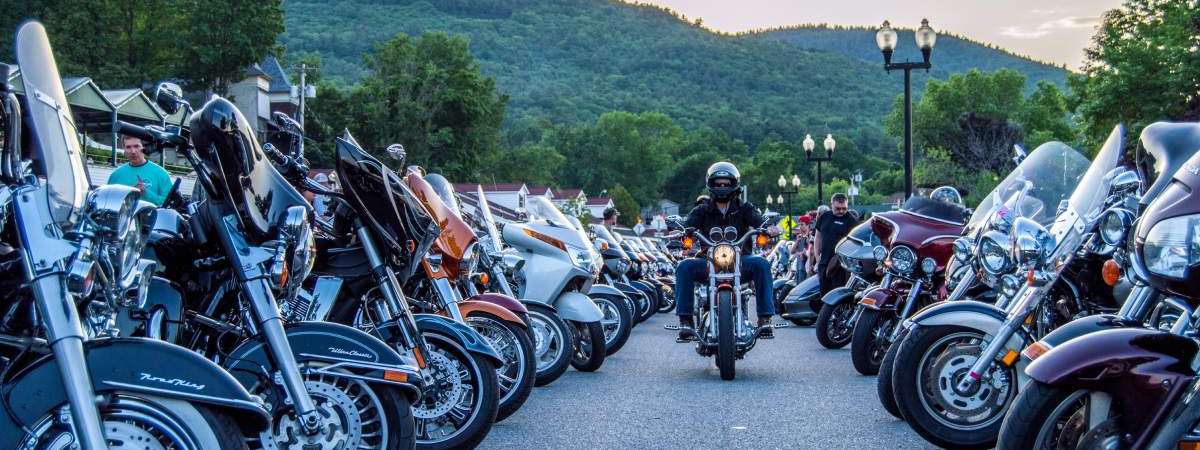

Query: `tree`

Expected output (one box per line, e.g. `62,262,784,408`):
343,32,508,180
609,184,639,227
1069,0,1200,150
174,0,283,92
482,143,565,186
549,111,680,205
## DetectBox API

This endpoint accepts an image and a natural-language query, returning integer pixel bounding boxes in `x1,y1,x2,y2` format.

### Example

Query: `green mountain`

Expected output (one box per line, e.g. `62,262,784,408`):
281,0,1068,150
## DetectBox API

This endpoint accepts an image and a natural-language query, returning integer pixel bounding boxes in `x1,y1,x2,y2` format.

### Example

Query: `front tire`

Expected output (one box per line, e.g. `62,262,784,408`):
716,289,736,381
23,394,248,450
414,331,499,450
850,309,894,375
877,325,909,419
525,304,572,386
892,325,1015,450
465,311,536,423
815,301,855,349
997,382,1108,450
593,296,632,356
569,320,606,372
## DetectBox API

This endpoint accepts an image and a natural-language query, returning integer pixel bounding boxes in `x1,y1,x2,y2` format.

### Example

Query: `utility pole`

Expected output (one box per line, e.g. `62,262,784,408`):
297,63,307,129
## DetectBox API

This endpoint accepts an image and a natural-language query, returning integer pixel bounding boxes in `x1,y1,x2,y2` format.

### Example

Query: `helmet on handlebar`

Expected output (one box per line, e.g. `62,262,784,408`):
706,162,740,202
930,186,963,206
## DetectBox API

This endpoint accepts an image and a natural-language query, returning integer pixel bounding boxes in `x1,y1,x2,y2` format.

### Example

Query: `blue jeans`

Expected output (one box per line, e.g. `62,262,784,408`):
675,255,775,318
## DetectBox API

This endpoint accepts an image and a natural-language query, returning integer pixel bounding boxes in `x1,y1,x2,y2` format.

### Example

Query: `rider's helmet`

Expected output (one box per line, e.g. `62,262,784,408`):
706,162,741,202
930,186,963,206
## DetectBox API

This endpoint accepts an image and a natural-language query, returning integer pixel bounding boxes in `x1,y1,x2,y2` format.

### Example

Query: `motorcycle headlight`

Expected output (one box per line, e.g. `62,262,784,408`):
282,206,315,297
78,185,156,293
712,244,736,271
1012,217,1051,266
953,237,973,262
1100,208,1134,247
979,231,1010,275
872,245,887,262
1143,214,1200,278
999,274,1020,298
460,242,477,273
887,246,915,274
568,245,595,271
920,257,937,274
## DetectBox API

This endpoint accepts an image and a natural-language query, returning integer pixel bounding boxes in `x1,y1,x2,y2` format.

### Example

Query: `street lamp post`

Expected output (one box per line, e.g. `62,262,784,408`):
876,19,937,200
804,134,835,205
777,174,801,236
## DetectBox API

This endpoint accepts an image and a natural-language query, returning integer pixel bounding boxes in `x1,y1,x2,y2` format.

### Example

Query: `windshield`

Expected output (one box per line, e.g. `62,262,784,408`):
528,196,596,254
16,22,89,229
592,224,630,260
901,196,965,223
424,173,461,216
1070,125,1124,221
476,186,504,251
968,141,1090,230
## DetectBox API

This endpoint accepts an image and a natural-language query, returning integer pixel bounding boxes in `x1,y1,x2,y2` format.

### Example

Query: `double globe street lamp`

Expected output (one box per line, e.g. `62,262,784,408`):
876,18,937,199
777,174,801,235
803,133,836,206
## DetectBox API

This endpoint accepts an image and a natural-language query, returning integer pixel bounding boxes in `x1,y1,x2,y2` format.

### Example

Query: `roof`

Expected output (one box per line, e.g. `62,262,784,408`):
557,188,583,198
586,197,613,206
260,56,292,94
103,89,164,123
528,185,553,196
458,191,523,222
244,62,270,79
453,182,526,193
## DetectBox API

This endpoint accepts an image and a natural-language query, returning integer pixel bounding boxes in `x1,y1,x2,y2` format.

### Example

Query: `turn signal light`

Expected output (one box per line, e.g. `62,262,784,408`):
1102,259,1122,286
383,370,409,382
1001,349,1019,366
683,236,695,250
1021,341,1053,361
1178,441,1200,450
756,234,769,247
478,272,490,285
860,297,877,306
523,228,568,252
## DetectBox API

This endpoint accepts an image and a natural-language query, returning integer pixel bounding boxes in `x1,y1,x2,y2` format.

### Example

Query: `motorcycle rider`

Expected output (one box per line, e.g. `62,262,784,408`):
676,162,781,341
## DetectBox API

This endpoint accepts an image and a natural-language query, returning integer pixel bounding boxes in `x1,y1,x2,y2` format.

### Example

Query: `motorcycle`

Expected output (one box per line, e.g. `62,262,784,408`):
556,216,634,357
889,128,1127,449
398,170,536,424
995,121,1200,449
848,195,965,376
666,224,780,380
813,221,883,345
0,23,271,449
591,224,644,335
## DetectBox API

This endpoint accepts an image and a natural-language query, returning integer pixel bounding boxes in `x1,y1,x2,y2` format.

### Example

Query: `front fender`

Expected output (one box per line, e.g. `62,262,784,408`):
1035,314,1142,352
1026,328,1197,444
860,287,900,311
414,313,504,367
466,292,527,314
225,321,422,402
0,338,270,448
905,300,1031,371
821,286,856,306
554,291,605,322
588,283,626,299
458,299,527,328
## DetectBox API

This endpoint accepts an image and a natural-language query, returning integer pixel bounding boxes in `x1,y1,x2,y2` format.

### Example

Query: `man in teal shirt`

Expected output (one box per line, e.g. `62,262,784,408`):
107,135,172,206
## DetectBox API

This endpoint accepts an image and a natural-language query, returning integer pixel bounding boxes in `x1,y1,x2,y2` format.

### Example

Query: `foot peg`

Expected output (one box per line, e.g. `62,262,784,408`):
772,322,791,328
666,325,698,343
663,324,681,330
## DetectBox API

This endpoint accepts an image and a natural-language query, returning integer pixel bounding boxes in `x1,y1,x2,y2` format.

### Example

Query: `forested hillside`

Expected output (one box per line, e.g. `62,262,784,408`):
281,0,1067,151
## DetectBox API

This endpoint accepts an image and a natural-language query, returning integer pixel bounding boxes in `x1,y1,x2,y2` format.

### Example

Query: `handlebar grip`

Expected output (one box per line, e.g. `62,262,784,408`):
116,120,156,142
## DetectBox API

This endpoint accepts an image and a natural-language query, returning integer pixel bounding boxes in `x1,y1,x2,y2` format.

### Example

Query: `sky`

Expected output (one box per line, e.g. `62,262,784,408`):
632,0,1123,69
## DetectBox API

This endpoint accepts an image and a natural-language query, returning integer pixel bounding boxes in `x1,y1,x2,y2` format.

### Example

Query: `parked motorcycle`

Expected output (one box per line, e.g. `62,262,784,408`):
995,122,1200,449
0,23,273,448
666,224,780,380
889,128,1126,449
813,221,883,346
847,195,965,376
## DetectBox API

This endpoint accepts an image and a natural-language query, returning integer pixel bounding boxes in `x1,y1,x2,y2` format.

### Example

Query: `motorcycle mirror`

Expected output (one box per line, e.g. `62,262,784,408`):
386,144,406,163
1110,170,1141,193
153,81,187,115
1012,144,1028,165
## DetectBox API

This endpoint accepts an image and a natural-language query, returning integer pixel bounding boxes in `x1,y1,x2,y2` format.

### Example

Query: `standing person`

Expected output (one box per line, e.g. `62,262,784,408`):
602,207,620,227
813,193,858,296
107,135,172,206
791,215,812,279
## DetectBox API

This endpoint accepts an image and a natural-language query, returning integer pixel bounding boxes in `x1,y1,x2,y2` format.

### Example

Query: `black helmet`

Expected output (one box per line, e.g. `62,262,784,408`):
603,207,620,220
706,162,740,202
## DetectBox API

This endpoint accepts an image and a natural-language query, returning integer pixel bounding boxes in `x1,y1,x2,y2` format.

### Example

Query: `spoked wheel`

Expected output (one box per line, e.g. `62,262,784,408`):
569,320,606,372
525,305,572,386
998,383,1115,450
657,288,676,313
716,289,736,381
593,296,632,356
249,363,413,450
465,312,535,423
850,309,895,375
413,332,499,450
815,302,855,349
23,395,246,450
893,325,1016,450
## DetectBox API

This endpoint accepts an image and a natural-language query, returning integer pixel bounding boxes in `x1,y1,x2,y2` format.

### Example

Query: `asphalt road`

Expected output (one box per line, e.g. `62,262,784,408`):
480,312,938,449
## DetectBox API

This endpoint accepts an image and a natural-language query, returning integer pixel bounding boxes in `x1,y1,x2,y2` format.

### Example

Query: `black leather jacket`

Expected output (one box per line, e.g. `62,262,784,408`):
684,198,765,251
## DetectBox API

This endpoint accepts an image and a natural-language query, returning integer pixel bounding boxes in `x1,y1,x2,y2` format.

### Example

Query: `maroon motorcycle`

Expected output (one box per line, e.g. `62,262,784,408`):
997,124,1200,449
848,195,965,375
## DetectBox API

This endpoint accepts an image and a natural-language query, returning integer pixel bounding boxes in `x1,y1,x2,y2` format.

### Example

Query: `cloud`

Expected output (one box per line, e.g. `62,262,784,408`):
1000,16,1100,39
1029,8,1066,15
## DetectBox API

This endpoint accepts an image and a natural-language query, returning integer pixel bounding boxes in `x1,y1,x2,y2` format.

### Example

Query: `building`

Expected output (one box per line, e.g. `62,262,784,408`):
227,56,298,136
585,196,614,218
454,183,529,212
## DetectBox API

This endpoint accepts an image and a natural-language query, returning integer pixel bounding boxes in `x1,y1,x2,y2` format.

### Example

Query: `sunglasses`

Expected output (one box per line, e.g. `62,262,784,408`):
712,180,733,188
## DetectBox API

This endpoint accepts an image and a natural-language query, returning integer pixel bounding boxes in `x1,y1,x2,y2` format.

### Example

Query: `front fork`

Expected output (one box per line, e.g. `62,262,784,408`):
958,284,1036,392
353,222,432,376
889,279,923,340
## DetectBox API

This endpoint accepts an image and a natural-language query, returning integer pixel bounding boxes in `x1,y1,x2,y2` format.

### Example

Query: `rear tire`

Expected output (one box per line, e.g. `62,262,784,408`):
850,308,893,375
569,320,606,372
716,289,736,381
815,301,855,349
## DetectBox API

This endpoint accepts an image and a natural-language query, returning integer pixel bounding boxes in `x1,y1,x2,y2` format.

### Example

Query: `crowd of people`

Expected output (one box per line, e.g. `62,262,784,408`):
770,192,860,297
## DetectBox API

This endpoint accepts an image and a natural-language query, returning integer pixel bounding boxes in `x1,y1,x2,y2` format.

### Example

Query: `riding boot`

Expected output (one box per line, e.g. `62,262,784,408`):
757,316,774,339
677,315,698,342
